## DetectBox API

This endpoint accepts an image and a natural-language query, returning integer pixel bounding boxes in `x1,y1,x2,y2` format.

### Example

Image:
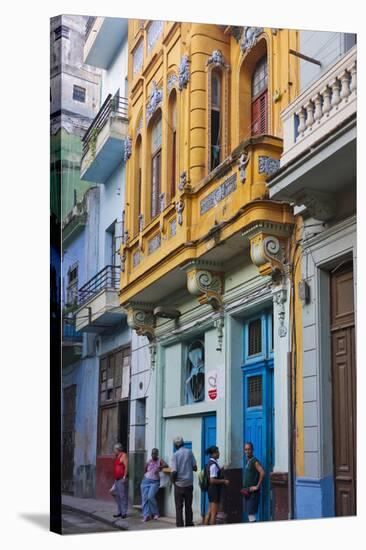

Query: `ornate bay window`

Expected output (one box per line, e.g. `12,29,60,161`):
134,134,142,235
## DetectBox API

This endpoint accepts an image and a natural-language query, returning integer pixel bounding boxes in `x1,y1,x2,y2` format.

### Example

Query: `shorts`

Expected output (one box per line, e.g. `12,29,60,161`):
208,484,221,503
244,490,260,515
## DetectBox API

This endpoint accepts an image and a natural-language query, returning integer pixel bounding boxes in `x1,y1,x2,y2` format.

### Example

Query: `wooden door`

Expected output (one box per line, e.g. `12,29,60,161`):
330,263,356,516
62,385,76,493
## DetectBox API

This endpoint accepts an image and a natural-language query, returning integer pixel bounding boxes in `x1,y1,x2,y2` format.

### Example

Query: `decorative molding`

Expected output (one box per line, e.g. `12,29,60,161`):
146,81,163,123
175,200,185,225
138,213,144,233
295,190,336,222
200,172,237,215
148,233,161,254
206,50,230,70
178,170,188,191
133,249,141,268
243,221,293,279
178,55,190,90
272,285,288,337
124,136,132,162
126,306,155,343
137,115,143,133
186,268,224,310
258,155,280,176
120,252,126,273
170,217,177,236
240,27,263,53
167,73,178,93
238,152,250,183
213,313,225,351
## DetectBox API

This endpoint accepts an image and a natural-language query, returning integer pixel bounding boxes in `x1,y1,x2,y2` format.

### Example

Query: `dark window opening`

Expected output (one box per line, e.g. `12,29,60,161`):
248,375,263,407
248,318,262,356
73,85,86,103
210,71,222,171
251,56,268,136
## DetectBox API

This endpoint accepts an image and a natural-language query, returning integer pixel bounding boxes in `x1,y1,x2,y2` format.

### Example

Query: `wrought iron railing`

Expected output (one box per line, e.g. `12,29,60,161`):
85,16,97,41
78,265,121,306
81,93,128,158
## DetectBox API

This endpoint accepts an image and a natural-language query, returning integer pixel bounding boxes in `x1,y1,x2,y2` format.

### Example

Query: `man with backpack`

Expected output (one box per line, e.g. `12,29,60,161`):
171,436,197,527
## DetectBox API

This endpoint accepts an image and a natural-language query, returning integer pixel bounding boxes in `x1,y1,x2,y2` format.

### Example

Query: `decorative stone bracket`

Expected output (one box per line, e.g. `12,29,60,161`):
272,285,288,338
126,304,156,367
213,313,225,352
184,262,224,311
243,221,293,280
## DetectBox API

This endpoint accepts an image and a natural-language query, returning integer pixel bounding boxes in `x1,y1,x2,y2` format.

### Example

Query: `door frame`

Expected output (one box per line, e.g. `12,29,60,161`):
201,413,217,517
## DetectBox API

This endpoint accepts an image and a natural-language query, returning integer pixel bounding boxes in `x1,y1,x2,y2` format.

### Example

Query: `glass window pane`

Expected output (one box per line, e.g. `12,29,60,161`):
248,319,262,355
248,375,263,407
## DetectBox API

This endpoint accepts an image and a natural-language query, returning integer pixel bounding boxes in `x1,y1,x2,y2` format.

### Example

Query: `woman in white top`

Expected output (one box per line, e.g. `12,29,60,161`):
204,445,230,525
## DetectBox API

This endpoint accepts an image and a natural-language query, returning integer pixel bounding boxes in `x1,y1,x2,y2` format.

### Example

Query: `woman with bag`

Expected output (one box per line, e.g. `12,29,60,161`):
204,446,230,526
140,448,168,522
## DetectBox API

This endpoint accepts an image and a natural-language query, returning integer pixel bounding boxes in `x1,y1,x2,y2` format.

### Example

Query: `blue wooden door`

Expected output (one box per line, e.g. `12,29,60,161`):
201,414,217,516
242,311,274,521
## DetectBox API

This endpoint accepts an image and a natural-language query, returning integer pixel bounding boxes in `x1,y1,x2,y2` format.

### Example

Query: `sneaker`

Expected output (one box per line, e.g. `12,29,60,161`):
153,515,160,520
121,515,127,519
113,513,121,518
142,516,151,522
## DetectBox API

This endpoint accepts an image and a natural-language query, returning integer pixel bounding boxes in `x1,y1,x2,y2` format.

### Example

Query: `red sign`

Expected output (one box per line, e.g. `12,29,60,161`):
208,388,217,400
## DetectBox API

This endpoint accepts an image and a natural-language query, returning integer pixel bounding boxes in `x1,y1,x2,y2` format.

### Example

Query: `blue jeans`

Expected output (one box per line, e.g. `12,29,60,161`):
140,477,160,518
115,478,128,516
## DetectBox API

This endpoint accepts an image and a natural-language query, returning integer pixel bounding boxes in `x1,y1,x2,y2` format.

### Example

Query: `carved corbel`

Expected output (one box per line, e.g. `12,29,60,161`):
186,268,224,311
243,222,293,280
238,151,250,183
126,305,156,342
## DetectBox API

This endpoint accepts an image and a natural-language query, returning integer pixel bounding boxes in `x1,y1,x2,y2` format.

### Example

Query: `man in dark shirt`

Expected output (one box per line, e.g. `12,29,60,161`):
171,436,197,527
241,442,265,522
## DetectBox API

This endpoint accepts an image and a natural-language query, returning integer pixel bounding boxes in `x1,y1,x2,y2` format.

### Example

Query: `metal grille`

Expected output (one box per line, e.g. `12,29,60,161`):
248,318,262,355
248,375,262,407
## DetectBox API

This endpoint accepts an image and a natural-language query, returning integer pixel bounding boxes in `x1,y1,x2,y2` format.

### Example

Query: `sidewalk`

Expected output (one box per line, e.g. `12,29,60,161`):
62,495,176,531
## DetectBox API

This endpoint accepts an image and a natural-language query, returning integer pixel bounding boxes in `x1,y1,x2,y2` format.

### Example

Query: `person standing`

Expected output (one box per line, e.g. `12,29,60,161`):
204,446,230,526
241,442,265,522
113,443,128,519
140,448,168,522
171,436,197,527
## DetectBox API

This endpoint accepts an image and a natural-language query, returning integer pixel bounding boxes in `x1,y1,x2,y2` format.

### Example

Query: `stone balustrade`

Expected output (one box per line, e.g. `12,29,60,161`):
281,46,356,165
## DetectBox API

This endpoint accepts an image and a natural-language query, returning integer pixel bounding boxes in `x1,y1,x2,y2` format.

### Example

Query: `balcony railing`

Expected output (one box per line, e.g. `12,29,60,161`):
281,45,356,165
81,93,128,159
85,16,97,41
78,265,121,306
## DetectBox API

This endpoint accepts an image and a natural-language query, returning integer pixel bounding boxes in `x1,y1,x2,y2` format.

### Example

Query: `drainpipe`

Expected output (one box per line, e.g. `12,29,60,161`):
287,350,294,519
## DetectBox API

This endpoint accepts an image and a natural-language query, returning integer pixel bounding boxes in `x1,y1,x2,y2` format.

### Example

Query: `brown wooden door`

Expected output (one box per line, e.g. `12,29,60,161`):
330,263,356,516
62,384,77,494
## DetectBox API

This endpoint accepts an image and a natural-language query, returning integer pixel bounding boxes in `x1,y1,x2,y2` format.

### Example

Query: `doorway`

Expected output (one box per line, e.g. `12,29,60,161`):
201,414,217,517
330,262,356,516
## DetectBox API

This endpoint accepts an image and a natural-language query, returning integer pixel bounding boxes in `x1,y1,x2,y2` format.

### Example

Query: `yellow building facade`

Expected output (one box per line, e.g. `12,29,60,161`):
120,20,302,523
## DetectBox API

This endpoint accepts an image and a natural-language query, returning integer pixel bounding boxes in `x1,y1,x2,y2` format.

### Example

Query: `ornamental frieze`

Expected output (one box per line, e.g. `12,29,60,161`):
258,155,280,176
200,173,237,215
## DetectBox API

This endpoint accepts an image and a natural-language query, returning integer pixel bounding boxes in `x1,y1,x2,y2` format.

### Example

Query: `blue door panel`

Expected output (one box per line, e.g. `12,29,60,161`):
201,414,216,516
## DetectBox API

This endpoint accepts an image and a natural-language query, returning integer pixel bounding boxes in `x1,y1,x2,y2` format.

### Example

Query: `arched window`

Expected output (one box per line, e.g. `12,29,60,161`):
251,56,268,135
210,69,223,170
185,339,205,403
134,135,142,234
168,89,177,200
150,111,162,220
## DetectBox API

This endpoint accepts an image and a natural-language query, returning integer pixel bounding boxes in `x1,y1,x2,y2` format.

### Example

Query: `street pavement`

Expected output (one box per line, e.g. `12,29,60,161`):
62,495,176,533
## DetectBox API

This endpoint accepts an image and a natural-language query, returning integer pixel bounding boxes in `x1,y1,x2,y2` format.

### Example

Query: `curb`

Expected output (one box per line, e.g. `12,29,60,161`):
62,503,129,531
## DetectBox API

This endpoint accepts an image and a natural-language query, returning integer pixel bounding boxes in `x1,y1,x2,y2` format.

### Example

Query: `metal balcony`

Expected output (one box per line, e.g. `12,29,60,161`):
75,265,124,333
80,93,128,183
